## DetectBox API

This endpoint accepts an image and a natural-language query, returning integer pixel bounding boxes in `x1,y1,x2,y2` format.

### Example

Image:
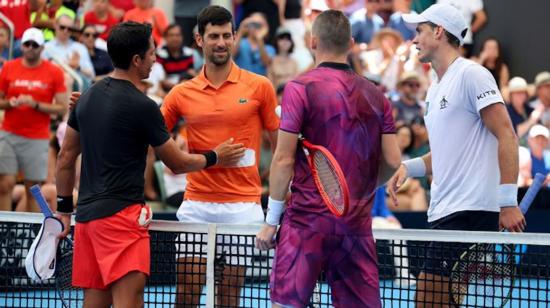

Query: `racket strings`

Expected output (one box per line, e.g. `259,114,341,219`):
312,151,345,213
451,244,515,307
56,241,83,308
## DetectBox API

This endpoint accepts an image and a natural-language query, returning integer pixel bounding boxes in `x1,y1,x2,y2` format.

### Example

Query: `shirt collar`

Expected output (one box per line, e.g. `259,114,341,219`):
196,62,240,90
318,61,353,71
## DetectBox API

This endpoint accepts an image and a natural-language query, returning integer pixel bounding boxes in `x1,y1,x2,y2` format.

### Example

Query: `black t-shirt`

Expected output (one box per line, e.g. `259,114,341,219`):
284,0,302,19
506,103,533,133
68,77,170,222
90,48,114,76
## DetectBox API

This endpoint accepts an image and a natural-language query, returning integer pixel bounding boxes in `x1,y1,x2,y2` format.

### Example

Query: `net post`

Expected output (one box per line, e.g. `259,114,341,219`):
205,223,217,308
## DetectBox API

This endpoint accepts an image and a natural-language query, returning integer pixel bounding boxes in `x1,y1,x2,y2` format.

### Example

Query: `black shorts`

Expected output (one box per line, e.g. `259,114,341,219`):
423,210,499,276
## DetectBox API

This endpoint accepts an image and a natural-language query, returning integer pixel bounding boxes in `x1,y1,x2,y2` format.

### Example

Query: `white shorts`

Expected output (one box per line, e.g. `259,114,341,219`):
175,200,264,266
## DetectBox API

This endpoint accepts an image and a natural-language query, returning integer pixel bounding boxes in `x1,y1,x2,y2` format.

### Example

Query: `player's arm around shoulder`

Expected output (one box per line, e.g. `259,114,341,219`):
480,103,525,232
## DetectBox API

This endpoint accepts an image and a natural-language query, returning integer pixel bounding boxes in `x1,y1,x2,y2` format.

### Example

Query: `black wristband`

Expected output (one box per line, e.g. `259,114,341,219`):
56,195,74,213
203,151,217,168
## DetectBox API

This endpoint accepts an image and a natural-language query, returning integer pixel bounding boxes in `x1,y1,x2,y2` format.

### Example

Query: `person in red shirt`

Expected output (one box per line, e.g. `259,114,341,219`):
84,0,120,41
0,0,40,40
123,0,168,46
0,28,68,212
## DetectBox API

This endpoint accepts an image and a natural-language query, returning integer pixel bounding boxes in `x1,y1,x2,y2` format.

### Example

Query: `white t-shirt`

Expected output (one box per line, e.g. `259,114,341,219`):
424,57,503,222
437,0,483,44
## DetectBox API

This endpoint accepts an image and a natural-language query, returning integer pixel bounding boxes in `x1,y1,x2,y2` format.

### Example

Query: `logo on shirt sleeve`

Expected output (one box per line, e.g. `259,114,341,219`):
477,90,498,100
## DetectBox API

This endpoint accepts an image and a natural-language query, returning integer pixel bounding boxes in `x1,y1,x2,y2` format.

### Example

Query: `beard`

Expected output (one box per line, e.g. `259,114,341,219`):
208,48,231,66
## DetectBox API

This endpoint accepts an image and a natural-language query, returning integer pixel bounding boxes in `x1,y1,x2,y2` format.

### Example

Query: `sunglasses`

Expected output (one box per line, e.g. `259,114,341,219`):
58,25,73,31
23,41,40,49
83,32,99,38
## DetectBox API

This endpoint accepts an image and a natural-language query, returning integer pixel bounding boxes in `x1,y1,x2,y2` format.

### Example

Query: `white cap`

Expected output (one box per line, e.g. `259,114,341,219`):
402,4,468,46
529,124,549,139
535,71,550,88
21,27,45,46
508,77,528,93
309,0,329,12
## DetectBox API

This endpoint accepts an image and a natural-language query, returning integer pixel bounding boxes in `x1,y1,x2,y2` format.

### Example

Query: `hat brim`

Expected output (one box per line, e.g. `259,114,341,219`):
402,13,428,30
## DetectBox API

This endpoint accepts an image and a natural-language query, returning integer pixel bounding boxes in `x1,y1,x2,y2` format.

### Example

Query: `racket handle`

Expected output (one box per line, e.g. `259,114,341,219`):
519,173,545,214
30,185,54,218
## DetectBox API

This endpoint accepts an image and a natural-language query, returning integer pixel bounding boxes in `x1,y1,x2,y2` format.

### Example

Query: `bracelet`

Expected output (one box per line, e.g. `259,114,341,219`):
34,102,39,110
265,197,285,226
402,157,426,178
203,151,217,168
56,195,74,214
497,184,518,208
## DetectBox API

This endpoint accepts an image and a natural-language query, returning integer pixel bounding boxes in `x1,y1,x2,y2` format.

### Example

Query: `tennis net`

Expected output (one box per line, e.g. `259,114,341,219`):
1,211,549,307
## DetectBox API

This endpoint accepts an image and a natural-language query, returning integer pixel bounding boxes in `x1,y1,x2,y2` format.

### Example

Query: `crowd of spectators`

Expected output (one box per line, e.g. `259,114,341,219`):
0,0,549,214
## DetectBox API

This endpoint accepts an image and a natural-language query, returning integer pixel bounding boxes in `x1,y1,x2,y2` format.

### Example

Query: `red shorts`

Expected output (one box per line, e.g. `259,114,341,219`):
270,223,381,308
72,204,152,290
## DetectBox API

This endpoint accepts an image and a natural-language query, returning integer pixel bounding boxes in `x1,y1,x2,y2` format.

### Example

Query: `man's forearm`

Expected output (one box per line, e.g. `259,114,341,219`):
498,135,519,184
0,98,10,110
269,157,294,201
56,165,76,197
35,101,68,116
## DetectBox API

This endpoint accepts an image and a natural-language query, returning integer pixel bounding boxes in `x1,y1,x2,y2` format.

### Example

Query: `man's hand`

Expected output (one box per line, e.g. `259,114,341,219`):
213,138,245,166
8,97,21,108
388,164,408,206
16,94,35,106
69,91,81,111
499,206,525,232
56,213,72,239
255,224,277,250
69,51,80,70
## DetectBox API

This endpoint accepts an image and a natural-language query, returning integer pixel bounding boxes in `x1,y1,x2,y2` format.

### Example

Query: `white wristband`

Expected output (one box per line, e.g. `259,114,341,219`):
497,184,518,208
266,197,285,226
402,157,426,178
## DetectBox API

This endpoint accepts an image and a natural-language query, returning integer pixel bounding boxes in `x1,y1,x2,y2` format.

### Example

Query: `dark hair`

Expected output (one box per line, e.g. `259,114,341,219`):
80,24,96,33
107,22,152,70
312,10,351,55
426,22,460,48
275,33,294,54
163,23,181,37
480,37,504,78
396,125,415,154
197,5,234,36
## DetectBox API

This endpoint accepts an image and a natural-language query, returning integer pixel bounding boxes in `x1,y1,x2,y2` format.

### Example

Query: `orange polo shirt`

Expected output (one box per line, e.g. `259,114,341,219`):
161,62,279,203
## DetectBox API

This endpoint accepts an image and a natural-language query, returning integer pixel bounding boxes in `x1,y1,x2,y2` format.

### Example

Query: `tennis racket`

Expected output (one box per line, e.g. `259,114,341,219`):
449,173,545,307
275,105,350,216
30,185,83,308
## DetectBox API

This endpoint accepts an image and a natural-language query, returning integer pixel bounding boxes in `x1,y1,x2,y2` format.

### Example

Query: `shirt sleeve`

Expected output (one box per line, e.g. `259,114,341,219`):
142,100,171,147
470,0,483,12
259,79,280,131
160,89,182,132
280,81,306,134
382,96,396,134
67,108,79,132
465,65,504,114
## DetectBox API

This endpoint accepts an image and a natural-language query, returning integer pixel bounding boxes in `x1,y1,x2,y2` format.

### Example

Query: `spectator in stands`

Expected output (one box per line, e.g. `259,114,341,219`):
388,0,416,41
234,12,275,76
43,14,95,82
473,38,509,90
83,0,119,41
123,0,169,46
0,27,22,69
279,0,304,51
237,0,281,43
518,146,532,188
109,0,134,19
173,0,209,47
0,28,68,212
388,125,428,211
526,125,550,181
364,29,406,92
392,71,424,127
268,27,298,90
531,71,550,128
437,0,487,57
350,0,385,44
0,0,40,48
506,76,542,140
79,24,113,80
31,0,76,42
156,24,197,92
